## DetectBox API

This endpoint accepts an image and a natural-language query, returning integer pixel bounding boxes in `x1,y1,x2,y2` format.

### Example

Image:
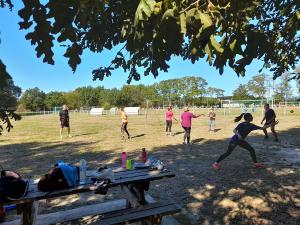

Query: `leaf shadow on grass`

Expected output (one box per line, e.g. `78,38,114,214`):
145,127,300,225
0,127,299,224
0,141,119,178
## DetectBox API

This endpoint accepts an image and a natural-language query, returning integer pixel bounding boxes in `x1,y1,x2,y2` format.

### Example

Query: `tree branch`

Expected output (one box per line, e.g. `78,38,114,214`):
179,0,204,14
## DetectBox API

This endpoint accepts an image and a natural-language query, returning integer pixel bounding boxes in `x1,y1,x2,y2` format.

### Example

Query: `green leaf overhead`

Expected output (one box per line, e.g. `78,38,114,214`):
1,0,300,82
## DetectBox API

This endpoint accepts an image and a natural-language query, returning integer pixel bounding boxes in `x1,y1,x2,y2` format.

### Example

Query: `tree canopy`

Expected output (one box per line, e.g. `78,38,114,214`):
232,84,252,100
17,76,223,110
0,59,21,135
1,0,299,83
247,74,266,99
19,87,46,111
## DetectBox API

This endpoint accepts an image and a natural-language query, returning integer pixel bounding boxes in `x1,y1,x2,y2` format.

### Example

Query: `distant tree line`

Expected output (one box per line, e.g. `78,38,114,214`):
18,76,226,111
232,73,298,103
5,73,299,113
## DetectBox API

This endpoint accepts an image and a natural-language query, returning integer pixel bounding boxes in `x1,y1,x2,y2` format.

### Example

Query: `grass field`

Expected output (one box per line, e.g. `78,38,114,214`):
1,109,300,224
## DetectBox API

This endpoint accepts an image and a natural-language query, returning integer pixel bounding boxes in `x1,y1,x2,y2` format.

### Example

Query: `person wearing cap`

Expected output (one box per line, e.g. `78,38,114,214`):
181,107,204,144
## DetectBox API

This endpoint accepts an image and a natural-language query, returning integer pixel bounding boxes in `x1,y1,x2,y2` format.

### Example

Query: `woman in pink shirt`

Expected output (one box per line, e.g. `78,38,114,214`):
181,107,203,144
165,106,177,135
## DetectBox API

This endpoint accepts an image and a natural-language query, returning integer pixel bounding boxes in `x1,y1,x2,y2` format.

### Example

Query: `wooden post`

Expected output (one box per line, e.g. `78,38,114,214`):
21,201,38,225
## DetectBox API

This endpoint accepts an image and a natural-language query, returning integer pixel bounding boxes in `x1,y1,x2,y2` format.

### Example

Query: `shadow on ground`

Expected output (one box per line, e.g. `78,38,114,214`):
73,132,99,137
148,127,300,224
173,131,184,136
0,127,299,224
131,133,146,139
0,141,119,177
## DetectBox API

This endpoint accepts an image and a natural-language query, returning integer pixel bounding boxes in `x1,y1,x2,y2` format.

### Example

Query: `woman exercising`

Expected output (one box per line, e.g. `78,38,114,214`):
213,113,265,170
120,107,130,139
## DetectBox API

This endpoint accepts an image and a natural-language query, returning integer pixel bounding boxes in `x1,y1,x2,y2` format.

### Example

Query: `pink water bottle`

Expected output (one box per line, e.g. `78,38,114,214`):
121,152,127,169
140,148,147,163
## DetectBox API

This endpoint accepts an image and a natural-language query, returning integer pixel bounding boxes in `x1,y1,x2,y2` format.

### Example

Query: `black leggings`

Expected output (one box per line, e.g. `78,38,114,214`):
216,139,257,163
183,127,191,143
121,122,130,137
166,120,172,132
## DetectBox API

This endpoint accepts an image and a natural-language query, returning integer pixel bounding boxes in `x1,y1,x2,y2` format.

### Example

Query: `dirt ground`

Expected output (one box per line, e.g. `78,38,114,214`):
0,109,299,224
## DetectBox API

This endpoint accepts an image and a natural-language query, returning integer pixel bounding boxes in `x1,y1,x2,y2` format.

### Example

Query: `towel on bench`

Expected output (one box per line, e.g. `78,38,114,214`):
59,164,79,187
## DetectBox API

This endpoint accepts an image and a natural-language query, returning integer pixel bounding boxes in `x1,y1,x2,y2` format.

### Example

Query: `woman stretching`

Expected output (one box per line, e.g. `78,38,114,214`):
212,113,265,170
120,108,130,139
165,106,177,136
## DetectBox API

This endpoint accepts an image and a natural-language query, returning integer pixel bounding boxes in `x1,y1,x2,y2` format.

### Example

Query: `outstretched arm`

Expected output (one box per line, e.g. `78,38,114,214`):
261,116,266,125
193,114,206,118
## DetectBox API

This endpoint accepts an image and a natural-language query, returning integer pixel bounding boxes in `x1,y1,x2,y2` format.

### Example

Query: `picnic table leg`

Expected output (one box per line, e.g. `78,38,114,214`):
124,182,162,225
21,201,38,225
131,183,151,225
132,183,146,205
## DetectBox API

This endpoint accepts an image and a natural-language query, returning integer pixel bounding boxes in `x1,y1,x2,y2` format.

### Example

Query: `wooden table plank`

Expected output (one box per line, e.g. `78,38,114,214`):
0,169,174,206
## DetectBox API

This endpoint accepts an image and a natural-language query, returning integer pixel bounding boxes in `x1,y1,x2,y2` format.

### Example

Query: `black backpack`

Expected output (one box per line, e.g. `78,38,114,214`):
0,166,29,201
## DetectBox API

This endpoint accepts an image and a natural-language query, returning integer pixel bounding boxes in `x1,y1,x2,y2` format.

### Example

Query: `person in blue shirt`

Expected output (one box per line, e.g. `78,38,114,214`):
213,113,265,170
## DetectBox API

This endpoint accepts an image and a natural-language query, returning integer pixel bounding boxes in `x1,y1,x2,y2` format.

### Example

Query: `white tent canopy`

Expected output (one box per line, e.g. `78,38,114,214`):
90,108,104,115
124,107,140,115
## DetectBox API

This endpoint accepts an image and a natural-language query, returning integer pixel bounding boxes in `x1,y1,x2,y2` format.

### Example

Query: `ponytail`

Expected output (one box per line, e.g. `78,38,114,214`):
234,113,244,122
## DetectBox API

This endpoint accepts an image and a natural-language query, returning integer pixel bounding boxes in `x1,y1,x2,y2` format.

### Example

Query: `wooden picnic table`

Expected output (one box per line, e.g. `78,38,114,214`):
0,167,177,225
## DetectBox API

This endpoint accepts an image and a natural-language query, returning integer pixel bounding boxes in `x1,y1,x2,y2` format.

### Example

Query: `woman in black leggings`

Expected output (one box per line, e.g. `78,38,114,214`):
212,113,265,170
120,108,130,139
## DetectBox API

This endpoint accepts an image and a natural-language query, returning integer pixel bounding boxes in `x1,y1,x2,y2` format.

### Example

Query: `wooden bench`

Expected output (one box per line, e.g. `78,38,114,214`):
3,200,180,225
0,168,180,225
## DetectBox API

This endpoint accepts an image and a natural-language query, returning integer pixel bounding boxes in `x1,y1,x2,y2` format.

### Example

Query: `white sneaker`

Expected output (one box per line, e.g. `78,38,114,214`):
60,135,63,140
68,134,72,138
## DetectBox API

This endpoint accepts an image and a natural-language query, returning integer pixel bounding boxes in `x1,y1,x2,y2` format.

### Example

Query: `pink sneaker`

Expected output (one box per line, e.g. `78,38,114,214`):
254,163,264,168
212,162,220,170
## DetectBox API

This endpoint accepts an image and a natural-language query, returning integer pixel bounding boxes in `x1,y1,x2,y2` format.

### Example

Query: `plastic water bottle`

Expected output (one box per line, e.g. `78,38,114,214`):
121,152,127,169
79,159,87,184
140,148,147,163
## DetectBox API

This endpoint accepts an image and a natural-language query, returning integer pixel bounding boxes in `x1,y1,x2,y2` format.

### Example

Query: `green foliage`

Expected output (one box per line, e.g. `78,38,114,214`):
232,84,252,100
1,0,299,82
180,76,208,104
0,59,11,89
102,102,111,110
44,91,66,109
0,59,21,135
206,87,224,98
17,76,221,109
247,74,266,98
275,73,293,101
63,92,80,109
74,86,104,107
19,87,46,111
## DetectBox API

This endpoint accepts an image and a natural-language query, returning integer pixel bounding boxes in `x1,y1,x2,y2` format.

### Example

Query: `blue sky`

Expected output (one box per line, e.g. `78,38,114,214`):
0,4,297,96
